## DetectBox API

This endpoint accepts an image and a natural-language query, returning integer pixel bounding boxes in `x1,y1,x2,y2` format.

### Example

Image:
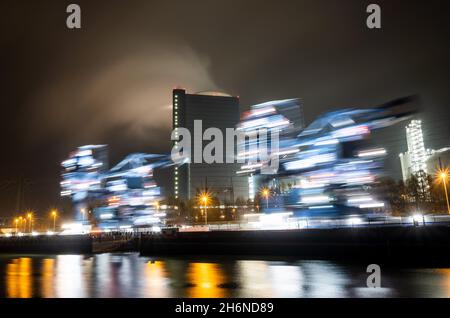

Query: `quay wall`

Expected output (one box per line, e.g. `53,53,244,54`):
0,235,93,254
140,226,450,265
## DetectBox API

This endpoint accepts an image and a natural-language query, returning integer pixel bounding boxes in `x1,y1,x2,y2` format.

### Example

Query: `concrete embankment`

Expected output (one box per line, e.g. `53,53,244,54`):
140,226,450,265
0,235,93,254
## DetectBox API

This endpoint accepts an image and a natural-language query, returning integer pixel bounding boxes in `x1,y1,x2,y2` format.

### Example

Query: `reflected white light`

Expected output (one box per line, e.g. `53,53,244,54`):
348,197,373,203
268,265,303,297
333,125,369,138
260,212,293,229
60,222,88,235
285,154,336,170
250,107,276,117
151,226,162,233
308,205,334,209
301,195,331,204
359,202,384,208
348,217,362,225
358,148,387,158
56,255,86,297
241,163,263,170
314,139,339,146
275,148,300,156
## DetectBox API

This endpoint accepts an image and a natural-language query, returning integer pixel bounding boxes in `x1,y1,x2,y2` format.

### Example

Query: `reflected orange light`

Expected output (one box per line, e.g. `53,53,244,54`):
185,263,228,298
6,258,33,298
144,261,171,297
41,258,56,298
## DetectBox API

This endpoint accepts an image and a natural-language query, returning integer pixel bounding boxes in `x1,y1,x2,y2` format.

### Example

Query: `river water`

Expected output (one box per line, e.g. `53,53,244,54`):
0,253,449,298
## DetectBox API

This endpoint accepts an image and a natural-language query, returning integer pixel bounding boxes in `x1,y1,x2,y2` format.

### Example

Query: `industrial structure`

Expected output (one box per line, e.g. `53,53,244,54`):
237,96,417,218
172,88,248,202
399,120,430,182
61,145,172,230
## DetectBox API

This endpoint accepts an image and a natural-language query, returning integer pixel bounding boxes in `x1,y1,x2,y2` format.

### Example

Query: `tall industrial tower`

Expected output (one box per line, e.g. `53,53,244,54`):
399,120,430,197
171,88,248,201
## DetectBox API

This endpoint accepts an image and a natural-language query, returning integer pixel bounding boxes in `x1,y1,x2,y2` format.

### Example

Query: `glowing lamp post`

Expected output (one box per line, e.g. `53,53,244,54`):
200,194,210,225
262,188,270,209
51,210,57,231
27,213,33,233
14,218,19,233
440,170,450,215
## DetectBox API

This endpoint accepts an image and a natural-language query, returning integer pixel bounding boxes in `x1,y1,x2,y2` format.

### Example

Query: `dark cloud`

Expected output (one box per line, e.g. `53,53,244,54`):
30,46,217,143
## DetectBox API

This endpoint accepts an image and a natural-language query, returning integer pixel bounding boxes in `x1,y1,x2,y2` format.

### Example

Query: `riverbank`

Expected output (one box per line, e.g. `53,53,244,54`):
0,235,92,254
140,225,450,265
3,225,450,266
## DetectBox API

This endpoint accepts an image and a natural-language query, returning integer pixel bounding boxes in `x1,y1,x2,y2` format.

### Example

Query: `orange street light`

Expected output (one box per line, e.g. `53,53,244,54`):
14,218,19,233
261,188,270,209
439,169,450,215
27,212,33,233
199,193,210,225
51,210,57,231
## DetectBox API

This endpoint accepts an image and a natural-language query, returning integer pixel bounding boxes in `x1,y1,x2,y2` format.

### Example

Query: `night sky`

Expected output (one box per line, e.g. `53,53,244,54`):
1,0,449,218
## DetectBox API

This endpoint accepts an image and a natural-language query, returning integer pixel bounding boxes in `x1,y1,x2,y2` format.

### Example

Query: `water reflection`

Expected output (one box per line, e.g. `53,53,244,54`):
1,254,450,298
437,269,450,297
186,263,228,298
41,258,55,298
237,261,273,297
6,257,32,298
300,261,351,297
144,260,171,297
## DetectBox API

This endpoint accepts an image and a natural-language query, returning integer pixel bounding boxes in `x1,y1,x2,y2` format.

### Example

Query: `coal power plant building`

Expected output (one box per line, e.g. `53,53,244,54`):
172,88,248,202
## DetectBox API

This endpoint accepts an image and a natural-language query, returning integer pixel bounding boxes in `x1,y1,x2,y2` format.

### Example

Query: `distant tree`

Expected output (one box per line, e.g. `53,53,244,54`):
234,196,245,206
405,170,431,212
429,176,447,214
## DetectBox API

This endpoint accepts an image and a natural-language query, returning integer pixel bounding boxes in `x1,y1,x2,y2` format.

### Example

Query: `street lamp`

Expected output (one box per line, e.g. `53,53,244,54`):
439,170,450,215
261,188,270,209
200,193,210,225
51,210,57,231
27,213,33,233
14,218,19,233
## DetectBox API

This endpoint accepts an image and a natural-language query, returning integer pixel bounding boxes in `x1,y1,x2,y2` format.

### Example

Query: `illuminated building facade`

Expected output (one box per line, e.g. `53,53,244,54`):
237,96,415,216
172,88,248,201
61,146,171,229
399,120,429,182
237,98,304,202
